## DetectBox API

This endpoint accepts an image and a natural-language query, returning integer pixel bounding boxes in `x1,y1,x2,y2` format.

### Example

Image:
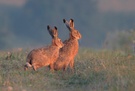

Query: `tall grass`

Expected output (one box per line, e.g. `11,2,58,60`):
0,48,135,91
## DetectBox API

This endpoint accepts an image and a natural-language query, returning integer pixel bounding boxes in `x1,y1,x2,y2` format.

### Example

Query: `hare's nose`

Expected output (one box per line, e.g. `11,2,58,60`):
79,34,82,39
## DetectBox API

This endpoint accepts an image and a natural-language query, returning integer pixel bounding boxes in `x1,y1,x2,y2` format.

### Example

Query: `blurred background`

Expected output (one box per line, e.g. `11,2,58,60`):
0,0,135,51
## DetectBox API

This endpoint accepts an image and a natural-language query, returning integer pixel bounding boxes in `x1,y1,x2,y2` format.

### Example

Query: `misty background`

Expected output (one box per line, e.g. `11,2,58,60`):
0,0,135,50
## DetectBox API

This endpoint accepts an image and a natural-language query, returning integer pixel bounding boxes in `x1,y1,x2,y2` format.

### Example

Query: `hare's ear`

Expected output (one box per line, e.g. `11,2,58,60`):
47,25,50,30
63,19,71,31
63,19,66,23
69,19,74,28
54,26,57,30
53,26,58,38
47,25,54,38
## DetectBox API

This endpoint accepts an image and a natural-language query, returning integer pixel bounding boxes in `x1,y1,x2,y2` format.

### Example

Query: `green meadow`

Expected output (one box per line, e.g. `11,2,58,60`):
0,48,135,91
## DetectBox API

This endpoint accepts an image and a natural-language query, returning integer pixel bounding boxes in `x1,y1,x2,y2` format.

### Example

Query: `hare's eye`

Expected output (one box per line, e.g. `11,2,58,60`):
77,31,79,34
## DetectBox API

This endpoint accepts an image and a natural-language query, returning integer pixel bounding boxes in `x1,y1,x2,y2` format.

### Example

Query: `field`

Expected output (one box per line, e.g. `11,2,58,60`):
0,48,135,91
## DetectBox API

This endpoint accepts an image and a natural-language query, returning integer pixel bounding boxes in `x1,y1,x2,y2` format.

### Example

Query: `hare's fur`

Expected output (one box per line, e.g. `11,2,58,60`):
54,19,81,71
24,26,64,71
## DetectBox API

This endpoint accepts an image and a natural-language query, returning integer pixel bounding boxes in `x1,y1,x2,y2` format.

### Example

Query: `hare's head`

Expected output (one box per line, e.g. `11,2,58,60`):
63,19,82,40
47,25,64,48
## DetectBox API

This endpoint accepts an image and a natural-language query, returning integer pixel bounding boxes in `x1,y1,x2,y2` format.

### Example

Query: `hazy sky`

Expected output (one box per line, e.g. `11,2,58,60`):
0,0,27,7
98,0,135,12
1,0,135,49
1,0,135,12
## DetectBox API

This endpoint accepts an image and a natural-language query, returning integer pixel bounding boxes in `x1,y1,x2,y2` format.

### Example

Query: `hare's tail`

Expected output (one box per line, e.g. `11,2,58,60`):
24,59,32,70
25,62,32,67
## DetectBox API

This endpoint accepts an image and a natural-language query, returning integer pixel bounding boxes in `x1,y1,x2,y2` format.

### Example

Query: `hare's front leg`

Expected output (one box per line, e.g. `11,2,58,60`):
69,60,75,73
63,63,69,71
69,60,74,69
49,63,54,72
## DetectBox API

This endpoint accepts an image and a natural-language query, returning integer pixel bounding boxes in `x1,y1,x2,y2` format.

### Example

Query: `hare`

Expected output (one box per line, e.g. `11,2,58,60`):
53,19,82,71
24,25,64,71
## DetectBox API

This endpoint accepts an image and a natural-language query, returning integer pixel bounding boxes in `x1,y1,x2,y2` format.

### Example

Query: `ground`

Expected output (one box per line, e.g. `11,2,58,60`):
0,48,135,91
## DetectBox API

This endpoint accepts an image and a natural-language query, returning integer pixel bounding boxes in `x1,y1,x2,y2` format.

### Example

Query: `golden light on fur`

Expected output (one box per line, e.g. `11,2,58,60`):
24,26,64,71
54,19,82,71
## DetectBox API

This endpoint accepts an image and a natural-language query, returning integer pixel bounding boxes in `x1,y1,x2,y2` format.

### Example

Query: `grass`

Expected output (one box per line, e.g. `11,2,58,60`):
0,48,135,91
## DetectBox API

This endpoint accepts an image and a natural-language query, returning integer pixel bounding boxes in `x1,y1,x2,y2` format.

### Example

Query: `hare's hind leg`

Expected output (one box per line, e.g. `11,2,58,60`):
32,66,37,71
32,63,40,71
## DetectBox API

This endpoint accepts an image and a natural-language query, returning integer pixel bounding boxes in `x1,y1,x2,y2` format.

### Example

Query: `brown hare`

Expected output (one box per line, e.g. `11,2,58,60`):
53,19,82,71
24,25,64,71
